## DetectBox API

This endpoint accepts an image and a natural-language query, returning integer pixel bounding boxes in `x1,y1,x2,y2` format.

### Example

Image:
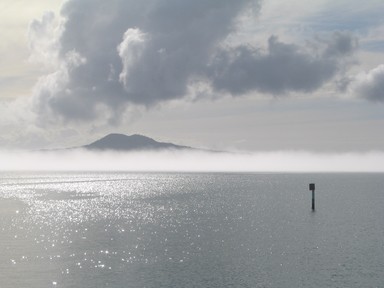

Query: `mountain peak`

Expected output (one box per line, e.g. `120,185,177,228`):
84,133,191,151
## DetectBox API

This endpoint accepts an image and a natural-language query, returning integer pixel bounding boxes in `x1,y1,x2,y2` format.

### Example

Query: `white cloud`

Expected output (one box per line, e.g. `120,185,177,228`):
349,65,384,102
0,0,62,99
118,28,148,89
28,11,61,68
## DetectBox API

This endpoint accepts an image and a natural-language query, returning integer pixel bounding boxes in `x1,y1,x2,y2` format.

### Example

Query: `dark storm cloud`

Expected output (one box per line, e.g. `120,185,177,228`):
30,0,357,124
209,33,357,95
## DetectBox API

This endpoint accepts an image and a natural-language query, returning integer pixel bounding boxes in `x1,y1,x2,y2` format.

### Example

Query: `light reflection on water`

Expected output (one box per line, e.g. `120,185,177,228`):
0,172,383,288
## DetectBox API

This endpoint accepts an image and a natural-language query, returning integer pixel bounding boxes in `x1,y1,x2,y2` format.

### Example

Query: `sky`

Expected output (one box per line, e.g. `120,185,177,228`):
1,0,384,153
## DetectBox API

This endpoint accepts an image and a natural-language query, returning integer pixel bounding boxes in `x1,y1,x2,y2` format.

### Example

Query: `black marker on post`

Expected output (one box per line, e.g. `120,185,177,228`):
309,183,315,211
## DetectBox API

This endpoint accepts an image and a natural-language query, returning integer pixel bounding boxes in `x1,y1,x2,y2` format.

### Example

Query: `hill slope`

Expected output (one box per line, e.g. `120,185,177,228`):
83,134,192,151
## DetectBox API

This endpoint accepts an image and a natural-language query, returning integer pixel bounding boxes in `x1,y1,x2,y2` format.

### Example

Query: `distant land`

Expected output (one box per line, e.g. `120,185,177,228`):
80,133,193,151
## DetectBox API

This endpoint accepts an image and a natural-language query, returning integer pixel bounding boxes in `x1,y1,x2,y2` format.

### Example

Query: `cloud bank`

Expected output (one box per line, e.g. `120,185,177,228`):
29,0,361,126
1,150,384,172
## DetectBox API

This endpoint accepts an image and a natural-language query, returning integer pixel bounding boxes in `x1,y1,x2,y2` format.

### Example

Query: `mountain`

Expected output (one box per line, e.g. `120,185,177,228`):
83,133,192,151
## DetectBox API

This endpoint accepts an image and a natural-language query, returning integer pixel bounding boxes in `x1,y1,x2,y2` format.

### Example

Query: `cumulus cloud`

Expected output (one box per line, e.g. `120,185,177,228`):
209,32,357,95
118,28,148,89
29,0,357,125
30,0,256,124
28,11,59,67
351,65,384,102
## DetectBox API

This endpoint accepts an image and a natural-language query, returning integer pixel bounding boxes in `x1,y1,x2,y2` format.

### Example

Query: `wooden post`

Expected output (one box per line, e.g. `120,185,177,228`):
309,183,315,211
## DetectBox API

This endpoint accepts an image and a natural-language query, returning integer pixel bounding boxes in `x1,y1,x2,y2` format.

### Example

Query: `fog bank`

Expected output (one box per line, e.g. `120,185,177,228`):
1,150,384,172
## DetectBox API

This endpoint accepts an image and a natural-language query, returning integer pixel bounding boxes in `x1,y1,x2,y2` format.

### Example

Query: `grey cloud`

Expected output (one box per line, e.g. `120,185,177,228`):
209,33,357,96
323,31,358,57
352,65,384,102
30,0,356,125
32,0,256,123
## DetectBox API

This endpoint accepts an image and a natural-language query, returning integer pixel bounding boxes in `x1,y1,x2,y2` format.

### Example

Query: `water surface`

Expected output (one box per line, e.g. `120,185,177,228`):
0,172,383,287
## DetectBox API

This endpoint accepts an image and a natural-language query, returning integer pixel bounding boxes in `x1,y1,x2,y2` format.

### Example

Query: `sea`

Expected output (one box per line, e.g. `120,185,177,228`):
0,172,383,288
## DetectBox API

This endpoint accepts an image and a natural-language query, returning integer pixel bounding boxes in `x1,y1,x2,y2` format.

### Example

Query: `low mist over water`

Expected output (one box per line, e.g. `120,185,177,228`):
1,150,384,172
1,172,383,287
